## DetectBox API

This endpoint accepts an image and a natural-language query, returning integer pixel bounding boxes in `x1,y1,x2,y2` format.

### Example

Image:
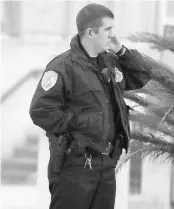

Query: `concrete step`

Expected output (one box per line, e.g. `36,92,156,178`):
25,136,39,146
13,147,38,159
1,172,37,185
1,136,39,185
1,158,37,172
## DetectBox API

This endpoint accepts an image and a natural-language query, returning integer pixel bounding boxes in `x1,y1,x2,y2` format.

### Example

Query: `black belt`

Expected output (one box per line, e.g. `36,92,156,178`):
66,134,124,157
85,142,113,157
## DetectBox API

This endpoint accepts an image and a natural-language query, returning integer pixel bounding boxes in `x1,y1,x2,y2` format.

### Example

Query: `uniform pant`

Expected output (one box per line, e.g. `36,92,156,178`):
48,149,117,209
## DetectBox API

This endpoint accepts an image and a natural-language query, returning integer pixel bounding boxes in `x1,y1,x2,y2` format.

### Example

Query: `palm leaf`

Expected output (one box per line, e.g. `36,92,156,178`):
130,112,161,128
120,32,174,170
116,135,174,173
143,105,174,125
130,117,174,138
131,132,173,145
160,105,174,124
124,92,152,107
131,50,174,95
128,32,174,52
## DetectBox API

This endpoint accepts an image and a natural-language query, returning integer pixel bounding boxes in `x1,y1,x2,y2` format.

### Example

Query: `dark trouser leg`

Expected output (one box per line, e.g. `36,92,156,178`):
90,168,116,209
48,167,100,209
48,150,117,209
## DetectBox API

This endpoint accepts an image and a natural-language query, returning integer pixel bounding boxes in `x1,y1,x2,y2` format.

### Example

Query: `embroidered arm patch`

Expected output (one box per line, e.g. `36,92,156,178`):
41,71,58,91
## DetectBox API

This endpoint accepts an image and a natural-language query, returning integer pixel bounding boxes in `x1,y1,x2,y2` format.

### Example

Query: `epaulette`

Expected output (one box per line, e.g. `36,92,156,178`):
46,49,71,69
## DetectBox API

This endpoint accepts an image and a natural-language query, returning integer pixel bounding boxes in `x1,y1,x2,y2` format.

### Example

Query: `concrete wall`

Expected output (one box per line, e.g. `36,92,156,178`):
1,77,40,158
18,1,159,39
128,157,171,209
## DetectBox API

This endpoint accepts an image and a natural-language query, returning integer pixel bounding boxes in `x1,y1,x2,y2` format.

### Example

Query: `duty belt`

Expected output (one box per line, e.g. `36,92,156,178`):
66,133,123,156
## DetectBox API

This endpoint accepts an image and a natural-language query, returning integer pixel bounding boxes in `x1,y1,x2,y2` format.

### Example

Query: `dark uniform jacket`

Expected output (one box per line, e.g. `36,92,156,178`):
29,34,152,153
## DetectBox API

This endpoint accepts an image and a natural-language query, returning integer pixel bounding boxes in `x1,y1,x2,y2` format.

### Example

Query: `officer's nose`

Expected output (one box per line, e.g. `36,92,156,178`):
109,30,115,38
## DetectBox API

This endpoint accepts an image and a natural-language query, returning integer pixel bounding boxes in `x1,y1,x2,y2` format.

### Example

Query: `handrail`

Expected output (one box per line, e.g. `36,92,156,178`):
1,69,42,103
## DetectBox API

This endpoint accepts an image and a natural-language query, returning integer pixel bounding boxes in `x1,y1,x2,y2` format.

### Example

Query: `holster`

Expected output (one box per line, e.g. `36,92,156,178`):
49,134,69,172
110,134,124,163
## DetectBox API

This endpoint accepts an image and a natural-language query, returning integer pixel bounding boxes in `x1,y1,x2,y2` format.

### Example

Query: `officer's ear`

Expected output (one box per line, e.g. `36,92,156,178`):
86,28,95,39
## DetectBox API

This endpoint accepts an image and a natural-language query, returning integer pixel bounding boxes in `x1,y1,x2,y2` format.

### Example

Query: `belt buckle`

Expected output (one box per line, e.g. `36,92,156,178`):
102,142,111,155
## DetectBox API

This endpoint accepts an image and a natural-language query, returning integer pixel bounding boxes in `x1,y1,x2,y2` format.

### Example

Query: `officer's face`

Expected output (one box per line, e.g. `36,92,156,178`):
92,17,115,53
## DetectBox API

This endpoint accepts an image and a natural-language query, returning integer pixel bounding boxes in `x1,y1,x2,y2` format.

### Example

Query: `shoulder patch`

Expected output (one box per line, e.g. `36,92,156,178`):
41,71,58,91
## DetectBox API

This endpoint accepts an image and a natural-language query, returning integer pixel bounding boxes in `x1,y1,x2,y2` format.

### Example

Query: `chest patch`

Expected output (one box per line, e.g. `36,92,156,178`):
41,71,58,91
114,67,123,82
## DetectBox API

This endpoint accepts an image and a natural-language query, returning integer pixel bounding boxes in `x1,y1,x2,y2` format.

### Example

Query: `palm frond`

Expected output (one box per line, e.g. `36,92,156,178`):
145,105,174,125
141,56,174,95
130,116,174,138
152,72,174,96
121,32,174,170
131,132,173,145
129,80,174,106
116,136,174,173
160,121,174,135
160,105,174,124
124,91,174,125
130,112,161,128
128,32,174,53
124,92,152,107
148,80,174,96
115,150,139,174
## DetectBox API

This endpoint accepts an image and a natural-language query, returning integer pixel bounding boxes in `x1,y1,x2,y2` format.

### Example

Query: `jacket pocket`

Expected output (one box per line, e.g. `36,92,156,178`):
88,112,103,137
75,106,103,138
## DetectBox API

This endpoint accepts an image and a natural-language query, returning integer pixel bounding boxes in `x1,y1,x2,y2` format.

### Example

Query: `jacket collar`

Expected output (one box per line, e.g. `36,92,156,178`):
70,34,106,71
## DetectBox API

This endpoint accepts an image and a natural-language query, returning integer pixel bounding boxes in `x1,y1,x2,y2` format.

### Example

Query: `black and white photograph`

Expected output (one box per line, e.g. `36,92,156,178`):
1,0,174,209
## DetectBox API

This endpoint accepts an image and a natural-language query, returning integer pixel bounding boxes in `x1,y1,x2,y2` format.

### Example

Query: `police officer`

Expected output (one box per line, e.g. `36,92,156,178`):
30,3,152,209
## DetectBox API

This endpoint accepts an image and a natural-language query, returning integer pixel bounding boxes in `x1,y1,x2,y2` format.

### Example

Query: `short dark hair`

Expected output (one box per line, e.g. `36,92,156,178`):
76,3,114,37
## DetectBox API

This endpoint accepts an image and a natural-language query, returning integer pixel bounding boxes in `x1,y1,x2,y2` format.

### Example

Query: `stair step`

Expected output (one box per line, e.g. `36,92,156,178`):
13,147,38,159
15,145,38,152
1,159,38,172
1,169,34,177
1,174,36,185
3,156,37,164
26,135,39,146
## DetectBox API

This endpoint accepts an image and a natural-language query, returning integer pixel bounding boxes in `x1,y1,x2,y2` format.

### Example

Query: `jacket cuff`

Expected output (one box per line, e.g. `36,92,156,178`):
116,45,126,57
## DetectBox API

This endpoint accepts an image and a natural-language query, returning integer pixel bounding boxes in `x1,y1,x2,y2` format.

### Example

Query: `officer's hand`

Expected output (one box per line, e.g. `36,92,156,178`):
109,34,122,54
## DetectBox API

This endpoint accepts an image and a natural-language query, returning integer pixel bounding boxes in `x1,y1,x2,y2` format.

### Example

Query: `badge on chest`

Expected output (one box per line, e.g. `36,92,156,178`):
114,67,123,82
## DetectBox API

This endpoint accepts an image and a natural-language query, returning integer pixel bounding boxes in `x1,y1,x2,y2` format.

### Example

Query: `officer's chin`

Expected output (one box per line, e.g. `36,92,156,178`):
103,46,110,53
97,49,105,55
98,46,109,54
